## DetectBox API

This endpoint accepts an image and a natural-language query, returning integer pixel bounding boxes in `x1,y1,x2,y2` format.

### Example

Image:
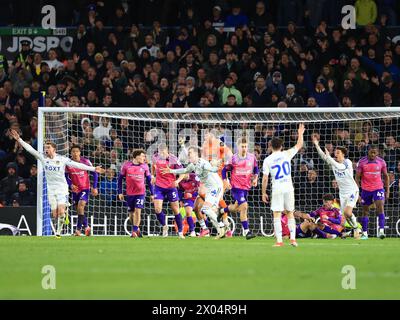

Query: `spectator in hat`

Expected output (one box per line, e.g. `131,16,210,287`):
93,117,112,141
11,180,35,206
284,83,304,106
306,74,339,107
211,5,224,25
218,75,243,105
13,40,33,68
0,162,24,204
266,71,285,97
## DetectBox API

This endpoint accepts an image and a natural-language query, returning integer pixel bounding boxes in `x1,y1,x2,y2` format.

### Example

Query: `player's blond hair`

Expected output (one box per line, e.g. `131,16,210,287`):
44,141,57,150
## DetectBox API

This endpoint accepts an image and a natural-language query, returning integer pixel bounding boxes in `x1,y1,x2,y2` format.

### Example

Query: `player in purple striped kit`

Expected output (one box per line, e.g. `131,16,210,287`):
355,146,390,239
118,149,154,237
178,173,200,237
151,144,185,238
222,137,259,239
66,145,99,236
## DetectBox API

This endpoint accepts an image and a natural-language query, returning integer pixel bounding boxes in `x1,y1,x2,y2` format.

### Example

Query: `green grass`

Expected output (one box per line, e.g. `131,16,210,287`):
0,236,399,299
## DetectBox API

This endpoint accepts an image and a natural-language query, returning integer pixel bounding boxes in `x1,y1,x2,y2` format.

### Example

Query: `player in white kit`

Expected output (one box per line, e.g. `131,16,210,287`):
312,138,361,239
162,146,227,239
10,129,105,238
262,124,305,247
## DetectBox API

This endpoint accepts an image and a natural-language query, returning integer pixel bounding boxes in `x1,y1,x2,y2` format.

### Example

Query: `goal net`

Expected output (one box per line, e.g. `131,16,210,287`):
37,108,400,238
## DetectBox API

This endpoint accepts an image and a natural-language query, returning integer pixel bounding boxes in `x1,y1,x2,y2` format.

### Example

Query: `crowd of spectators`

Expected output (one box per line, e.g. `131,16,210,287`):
1,0,400,207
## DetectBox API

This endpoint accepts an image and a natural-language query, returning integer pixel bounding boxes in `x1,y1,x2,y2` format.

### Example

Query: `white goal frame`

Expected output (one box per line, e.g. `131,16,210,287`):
36,107,400,236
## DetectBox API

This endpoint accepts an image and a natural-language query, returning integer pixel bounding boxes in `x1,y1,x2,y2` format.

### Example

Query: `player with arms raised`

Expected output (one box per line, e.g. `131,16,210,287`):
355,146,389,239
262,123,305,247
222,137,259,239
10,129,105,238
65,145,99,236
152,144,185,238
313,138,361,239
162,146,227,239
118,149,154,237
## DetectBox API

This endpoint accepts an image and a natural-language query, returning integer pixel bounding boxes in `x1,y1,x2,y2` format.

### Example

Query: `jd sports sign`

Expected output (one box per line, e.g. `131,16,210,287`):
0,34,73,60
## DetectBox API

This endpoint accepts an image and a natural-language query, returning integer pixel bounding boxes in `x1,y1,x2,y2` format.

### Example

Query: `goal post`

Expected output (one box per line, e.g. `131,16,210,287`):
36,107,400,237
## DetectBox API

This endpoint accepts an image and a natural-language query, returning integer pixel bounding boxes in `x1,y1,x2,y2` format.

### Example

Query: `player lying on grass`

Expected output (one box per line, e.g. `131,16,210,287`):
10,129,105,238
262,123,305,247
309,194,345,238
355,145,389,239
118,149,154,238
152,143,185,238
221,137,259,240
162,146,228,239
281,210,337,240
178,173,200,237
312,138,361,239
65,145,99,236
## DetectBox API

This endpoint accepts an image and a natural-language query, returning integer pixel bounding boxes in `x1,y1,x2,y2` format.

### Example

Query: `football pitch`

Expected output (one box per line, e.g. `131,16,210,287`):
0,236,399,300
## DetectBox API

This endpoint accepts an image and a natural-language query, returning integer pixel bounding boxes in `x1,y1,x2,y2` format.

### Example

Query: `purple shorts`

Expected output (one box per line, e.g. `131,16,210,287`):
154,185,179,203
72,189,90,205
361,189,385,206
296,224,311,238
179,190,198,208
126,195,145,211
231,188,248,205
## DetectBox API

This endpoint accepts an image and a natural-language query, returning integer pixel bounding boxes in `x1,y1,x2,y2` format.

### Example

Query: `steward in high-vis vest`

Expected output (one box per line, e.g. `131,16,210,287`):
13,40,33,71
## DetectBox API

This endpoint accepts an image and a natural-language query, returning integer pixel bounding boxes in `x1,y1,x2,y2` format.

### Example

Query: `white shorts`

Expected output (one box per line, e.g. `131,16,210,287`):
339,191,359,213
270,191,295,212
204,185,223,208
48,193,69,211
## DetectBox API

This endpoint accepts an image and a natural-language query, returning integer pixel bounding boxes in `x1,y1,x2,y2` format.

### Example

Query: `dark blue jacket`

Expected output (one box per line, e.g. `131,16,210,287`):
225,13,249,27
361,56,400,83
